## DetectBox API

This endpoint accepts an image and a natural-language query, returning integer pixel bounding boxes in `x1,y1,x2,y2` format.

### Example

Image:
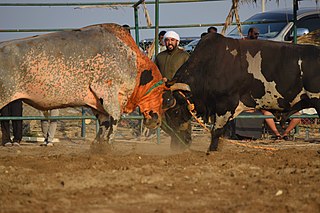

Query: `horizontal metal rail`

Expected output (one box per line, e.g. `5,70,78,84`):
0,115,143,120
0,116,96,121
0,114,317,120
0,0,224,7
236,114,319,119
0,20,286,33
0,114,317,142
0,115,144,140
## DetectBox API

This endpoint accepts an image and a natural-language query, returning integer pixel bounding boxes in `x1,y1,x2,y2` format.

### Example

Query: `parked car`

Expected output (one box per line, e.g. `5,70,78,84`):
227,7,320,42
183,38,200,53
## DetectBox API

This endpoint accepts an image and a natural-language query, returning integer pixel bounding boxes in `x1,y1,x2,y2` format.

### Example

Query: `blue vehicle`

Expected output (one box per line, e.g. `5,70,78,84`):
183,38,200,53
227,7,320,42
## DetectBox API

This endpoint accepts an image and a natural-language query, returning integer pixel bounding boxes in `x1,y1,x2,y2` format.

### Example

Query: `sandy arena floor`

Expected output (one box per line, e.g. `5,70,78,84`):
0,129,319,213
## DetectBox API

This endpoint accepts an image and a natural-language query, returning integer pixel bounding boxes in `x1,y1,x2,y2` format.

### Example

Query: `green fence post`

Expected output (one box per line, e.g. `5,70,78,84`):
81,107,86,138
293,0,298,44
154,0,159,55
134,6,140,45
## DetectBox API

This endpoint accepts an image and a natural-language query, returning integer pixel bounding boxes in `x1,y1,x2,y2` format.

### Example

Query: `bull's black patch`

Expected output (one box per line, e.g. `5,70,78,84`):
140,70,153,86
278,98,289,109
250,79,265,99
300,94,308,100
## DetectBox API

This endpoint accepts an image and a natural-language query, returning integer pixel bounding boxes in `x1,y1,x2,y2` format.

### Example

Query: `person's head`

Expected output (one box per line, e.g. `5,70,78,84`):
164,31,180,52
201,32,208,38
158,30,167,45
122,24,131,34
207,26,217,33
247,27,259,39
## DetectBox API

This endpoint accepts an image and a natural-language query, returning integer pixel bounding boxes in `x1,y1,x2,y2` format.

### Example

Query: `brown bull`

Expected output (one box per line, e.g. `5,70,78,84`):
0,23,166,141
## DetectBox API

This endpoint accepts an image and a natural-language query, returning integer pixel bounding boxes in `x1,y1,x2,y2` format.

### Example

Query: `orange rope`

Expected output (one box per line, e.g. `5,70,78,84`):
178,91,279,151
178,91,210,131
226,140,279,151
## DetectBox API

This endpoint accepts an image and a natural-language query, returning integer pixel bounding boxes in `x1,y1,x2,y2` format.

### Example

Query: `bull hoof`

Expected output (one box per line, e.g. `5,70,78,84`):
206,148,218,155
208,145,218,152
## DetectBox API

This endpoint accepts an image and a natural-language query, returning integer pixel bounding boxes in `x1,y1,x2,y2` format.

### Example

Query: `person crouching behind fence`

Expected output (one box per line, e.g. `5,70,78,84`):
40,109,59,146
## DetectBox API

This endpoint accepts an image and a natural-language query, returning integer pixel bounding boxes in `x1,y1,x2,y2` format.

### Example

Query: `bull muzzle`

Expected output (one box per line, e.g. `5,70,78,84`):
143,111,161,129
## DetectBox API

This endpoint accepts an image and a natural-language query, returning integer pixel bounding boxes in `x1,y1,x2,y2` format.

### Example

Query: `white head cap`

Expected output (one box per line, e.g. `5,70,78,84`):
164,31,180,41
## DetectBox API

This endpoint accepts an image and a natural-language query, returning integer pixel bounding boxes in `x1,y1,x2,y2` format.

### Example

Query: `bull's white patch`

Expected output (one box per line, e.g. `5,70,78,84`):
290,89,305,106
226,44,237,57
290,59,320,105
214,111,232,129
291,90,320,106
232,101,254,120
246,51,283,110
298,58,303,74
306,91,320,99
230,49,238,57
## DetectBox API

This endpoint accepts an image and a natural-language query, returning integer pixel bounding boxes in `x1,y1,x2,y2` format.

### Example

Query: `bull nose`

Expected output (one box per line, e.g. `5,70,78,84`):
144,111,160,129
151,111,158,119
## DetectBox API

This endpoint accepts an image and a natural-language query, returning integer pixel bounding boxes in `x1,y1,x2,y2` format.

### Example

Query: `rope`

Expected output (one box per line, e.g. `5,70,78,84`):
162,119,190,147
226,140,279,151
142,1,152,28
177,91,279,151
178,91,210,131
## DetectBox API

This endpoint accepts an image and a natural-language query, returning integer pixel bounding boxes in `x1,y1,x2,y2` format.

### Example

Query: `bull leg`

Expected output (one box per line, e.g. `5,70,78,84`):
105,117,118,143
91,109,114,143
96,115,110,143
97,116,118,144
208,113,231,152
209,127,225,152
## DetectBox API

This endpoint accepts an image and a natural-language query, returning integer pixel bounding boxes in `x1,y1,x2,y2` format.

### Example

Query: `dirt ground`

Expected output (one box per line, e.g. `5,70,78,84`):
0,106,319,212
0,128,319,213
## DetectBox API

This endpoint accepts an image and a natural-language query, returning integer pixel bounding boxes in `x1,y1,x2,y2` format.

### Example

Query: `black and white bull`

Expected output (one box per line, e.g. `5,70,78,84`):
0,23,166,142
163,33,320,152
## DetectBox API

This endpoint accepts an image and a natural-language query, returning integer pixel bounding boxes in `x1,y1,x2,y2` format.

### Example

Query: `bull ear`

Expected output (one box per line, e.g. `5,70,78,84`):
170,83,191,92
162,90,176,110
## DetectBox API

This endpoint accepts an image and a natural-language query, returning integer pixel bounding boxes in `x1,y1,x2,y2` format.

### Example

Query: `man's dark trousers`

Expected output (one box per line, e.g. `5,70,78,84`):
1,100,23,144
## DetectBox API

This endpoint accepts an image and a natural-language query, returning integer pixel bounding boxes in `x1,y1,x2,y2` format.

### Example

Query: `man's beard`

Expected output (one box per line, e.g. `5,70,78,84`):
167,44,176,51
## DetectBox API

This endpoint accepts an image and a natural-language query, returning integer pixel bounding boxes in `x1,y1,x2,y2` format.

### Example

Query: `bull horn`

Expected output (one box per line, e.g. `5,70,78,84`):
170,83,191,91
